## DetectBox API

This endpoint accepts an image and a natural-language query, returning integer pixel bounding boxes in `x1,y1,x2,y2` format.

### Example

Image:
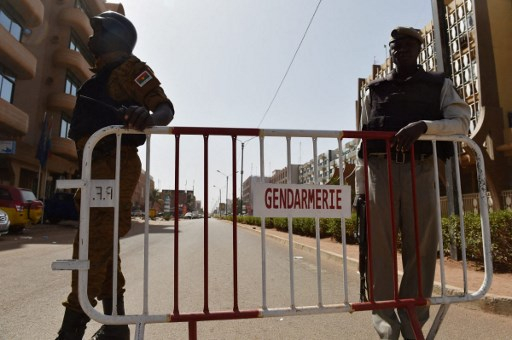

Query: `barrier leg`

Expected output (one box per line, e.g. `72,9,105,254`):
405,305,425,340
427,304,450,340
189,321,198,340
134,323,145,340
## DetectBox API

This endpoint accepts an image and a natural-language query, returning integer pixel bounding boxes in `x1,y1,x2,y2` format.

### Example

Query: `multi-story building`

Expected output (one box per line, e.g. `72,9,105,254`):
194,200,202,215
299,149,340,185
242,175,270,216
355,0,512,210
161,189,196,216
131,169,155,209
270,164,300,184
0,0,124,198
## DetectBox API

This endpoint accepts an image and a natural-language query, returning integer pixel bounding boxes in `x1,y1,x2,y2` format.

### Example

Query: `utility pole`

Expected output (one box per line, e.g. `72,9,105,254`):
240,142,244,215
213,185,221,215
217,170,229,215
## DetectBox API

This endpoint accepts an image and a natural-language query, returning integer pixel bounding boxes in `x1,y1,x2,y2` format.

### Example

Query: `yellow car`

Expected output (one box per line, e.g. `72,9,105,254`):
0,185,43,233
0,208,9,236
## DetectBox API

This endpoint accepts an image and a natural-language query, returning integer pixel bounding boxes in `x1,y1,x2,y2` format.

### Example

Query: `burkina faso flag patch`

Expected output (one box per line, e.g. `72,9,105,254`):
135,70,153,87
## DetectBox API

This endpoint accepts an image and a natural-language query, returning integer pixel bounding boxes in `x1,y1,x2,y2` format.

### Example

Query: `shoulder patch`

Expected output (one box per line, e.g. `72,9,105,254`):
134,70,153,87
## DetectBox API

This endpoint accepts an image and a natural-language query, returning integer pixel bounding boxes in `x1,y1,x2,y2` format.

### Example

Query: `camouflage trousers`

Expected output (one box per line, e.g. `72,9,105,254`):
64,146,141,312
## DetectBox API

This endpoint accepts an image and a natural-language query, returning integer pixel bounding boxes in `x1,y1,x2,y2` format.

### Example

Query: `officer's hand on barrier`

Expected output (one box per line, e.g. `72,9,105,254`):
123,105,155,131
353,194,365,208
392,121,427,152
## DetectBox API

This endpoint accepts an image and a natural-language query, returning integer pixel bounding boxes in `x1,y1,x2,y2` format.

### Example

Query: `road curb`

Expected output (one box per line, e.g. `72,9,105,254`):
239,223,512,317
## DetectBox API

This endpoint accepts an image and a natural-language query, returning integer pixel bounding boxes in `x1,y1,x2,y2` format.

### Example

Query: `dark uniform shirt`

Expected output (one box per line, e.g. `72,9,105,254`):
69,55,171,154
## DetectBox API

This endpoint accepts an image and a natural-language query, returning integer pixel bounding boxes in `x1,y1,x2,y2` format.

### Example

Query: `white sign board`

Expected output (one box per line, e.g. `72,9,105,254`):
89,180,116,207
253,183,351,218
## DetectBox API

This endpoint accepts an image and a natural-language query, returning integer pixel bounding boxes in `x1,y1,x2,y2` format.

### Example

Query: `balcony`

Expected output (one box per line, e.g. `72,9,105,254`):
47,93,76,114
439,192,494,217
0,99,29,136
58,7,92,44
10,0,44,27
0,28,37,79
52,47,93,81
104,2,125,14
87,0,107,14
51,136,77,161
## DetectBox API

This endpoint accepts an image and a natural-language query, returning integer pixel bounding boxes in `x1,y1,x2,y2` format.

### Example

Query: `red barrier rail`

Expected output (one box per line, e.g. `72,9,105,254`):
52,127,492,340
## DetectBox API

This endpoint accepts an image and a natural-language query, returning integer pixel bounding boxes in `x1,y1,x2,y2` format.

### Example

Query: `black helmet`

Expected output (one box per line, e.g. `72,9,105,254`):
90,11,137,53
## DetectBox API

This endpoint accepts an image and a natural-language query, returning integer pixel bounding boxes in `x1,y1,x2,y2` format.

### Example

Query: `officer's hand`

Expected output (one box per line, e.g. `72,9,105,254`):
123,106,155,131
392,121,427,152
353,194,365,208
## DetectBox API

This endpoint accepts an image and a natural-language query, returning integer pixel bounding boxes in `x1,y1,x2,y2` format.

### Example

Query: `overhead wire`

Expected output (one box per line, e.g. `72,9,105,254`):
255,0,324,129
236,0,324,176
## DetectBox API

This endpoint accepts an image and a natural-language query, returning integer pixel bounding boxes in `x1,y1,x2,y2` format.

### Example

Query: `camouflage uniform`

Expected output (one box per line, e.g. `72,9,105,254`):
65,55,171,311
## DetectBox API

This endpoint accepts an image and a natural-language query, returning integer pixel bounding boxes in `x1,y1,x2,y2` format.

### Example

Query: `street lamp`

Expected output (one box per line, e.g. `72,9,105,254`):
217,170,229,216
237,140,245,215
213,185,221,215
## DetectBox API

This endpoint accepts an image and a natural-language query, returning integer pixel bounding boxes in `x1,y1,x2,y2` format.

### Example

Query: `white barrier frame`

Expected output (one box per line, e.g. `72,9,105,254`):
52,126,492,340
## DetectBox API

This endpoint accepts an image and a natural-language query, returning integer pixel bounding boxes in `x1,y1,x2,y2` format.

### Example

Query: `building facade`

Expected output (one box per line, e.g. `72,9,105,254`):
0,0,124,198
4,0,511,213
161,189,196,216
299,149,340,185
131,169,155,209
270,164,300,184
355,0,512,209
242,175,270,216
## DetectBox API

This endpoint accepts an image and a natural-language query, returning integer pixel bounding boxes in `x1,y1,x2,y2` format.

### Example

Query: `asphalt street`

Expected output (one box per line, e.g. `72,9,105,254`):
0,219,511,339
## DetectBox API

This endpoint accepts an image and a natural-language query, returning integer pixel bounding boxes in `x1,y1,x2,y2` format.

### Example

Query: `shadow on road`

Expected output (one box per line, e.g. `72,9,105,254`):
0,219,177,252
124,219,176,238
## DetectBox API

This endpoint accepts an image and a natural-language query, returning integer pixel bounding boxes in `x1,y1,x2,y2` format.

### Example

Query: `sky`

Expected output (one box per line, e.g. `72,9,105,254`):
118,0,434,211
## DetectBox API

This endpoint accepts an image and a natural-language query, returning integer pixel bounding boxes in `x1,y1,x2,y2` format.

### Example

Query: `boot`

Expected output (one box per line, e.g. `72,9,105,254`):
56,308,91,340
91,296,130,340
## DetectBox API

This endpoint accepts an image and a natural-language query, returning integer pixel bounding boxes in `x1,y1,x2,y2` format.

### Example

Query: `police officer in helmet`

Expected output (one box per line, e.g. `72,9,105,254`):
56,11,174,340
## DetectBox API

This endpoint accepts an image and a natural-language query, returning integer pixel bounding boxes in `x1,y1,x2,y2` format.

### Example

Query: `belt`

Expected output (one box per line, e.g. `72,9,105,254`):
368,152,431,164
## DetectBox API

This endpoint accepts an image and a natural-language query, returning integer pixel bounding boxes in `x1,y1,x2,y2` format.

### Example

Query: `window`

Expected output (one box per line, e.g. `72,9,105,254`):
65,73,80,96
69,37,80,53
74,0,92,17
60,116,71,138
0,64,16,103
69,31,94,65
0,7,22,41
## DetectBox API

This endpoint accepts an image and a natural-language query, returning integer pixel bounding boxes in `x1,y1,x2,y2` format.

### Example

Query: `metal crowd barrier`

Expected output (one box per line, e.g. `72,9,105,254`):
52,126,492,340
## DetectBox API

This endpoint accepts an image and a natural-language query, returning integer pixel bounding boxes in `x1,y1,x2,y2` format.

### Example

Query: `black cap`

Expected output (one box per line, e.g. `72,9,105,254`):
389,26,424,45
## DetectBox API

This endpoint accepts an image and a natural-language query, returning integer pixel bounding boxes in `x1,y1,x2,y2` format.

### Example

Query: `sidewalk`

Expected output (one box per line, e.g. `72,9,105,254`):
238,223,512,317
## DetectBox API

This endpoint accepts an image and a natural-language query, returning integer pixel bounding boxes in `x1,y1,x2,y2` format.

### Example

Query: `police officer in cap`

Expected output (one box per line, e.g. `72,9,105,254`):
354,27,469,339
56,11,174,340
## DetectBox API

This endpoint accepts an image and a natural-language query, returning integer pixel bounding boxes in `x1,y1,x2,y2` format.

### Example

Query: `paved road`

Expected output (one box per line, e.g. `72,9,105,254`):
0,219,511,339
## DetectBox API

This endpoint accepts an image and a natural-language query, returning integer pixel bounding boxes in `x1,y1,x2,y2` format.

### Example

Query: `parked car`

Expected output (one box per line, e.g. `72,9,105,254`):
0,208,10,236
131,208,143,218
0,184,44,233
184,212,193,219
44,191,79,224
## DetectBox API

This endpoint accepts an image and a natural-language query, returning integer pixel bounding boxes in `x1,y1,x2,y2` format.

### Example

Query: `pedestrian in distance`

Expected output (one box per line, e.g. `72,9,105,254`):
354,26,470,340
55,10,174,340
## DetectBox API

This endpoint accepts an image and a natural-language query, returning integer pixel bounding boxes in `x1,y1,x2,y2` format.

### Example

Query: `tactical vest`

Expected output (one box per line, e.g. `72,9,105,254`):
361,69,452,160
68,58,146,149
